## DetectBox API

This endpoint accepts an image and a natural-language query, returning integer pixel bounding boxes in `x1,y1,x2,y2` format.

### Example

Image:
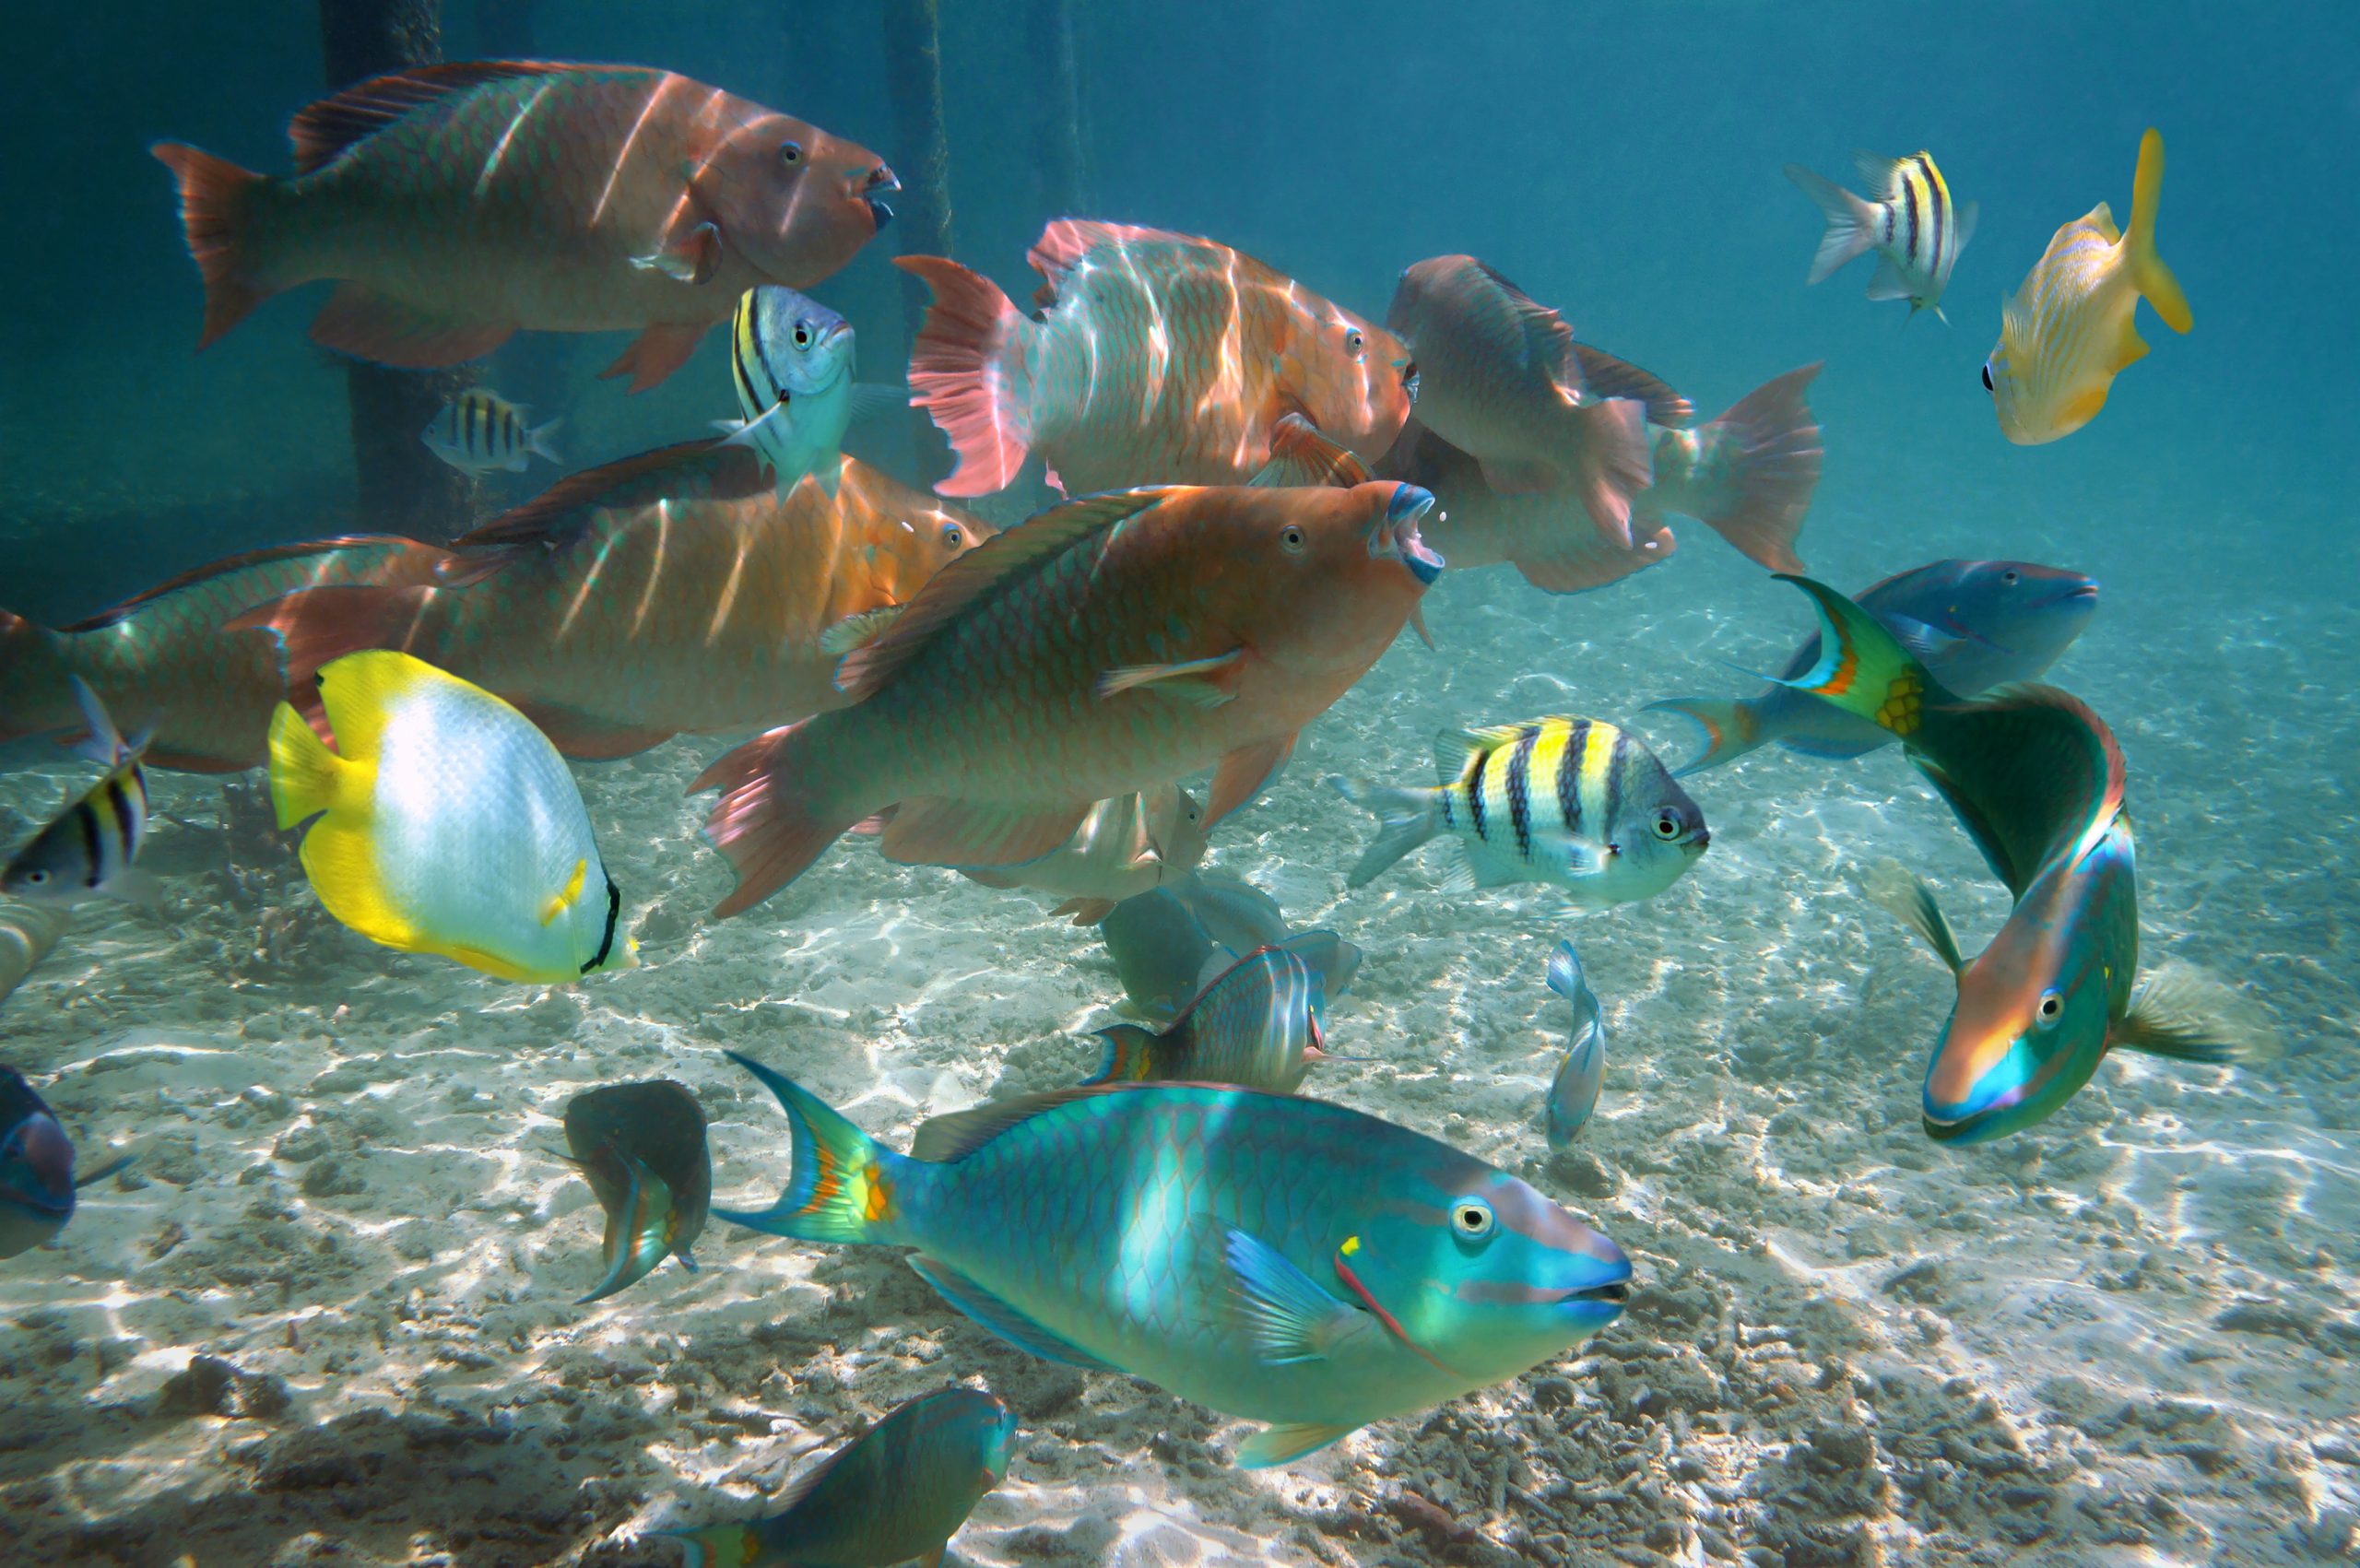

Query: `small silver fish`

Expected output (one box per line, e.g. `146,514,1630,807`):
1544,940,1605,1149
421,389,562,475
716,285,903,499
1786,149,1976,321
1,680,158,905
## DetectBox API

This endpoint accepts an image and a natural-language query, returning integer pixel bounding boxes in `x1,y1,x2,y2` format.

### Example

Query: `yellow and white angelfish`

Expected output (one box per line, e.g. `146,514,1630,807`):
266,651,637,984
1984,128,2191,444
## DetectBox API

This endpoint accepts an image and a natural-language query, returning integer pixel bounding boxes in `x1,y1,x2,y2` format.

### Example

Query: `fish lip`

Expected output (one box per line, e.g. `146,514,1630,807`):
867,196,896,230
869,165,902,195
1375,485,1445,584
1568,1280,1630,1306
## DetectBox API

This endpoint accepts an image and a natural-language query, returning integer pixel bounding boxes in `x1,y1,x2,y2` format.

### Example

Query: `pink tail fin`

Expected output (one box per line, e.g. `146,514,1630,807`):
691,722,864,917
151,143,278,348
896,254,1032,498
1572,397,1656,547
0,611,74,748
1693,364,1823,575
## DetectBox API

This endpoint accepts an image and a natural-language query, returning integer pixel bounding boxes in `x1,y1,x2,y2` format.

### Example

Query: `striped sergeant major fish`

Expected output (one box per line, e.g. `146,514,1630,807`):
1786,149,1977,322
1330,716,1707,908
420,389,563,475
1,679,159,905
714,285,905,500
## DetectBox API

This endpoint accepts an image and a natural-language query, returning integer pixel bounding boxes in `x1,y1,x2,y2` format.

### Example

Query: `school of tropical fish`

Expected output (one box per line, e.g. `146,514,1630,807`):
0,49,2278,1562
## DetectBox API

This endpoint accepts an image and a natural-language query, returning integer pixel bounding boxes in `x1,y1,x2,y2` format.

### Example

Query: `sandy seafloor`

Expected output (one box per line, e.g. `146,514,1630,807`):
1,494,2354,1568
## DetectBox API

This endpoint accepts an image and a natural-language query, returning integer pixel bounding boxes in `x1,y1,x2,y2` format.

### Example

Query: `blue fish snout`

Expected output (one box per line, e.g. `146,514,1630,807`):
867,196,896,230
1555,1234,1633,1332
1378,485,1445,584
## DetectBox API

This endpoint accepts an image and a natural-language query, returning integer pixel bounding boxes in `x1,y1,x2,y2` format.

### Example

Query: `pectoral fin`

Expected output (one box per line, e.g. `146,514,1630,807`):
820,606,904,656
1096,651,1244,708
541,858,589,926
1223,1228,1372,1364
631,219,722,285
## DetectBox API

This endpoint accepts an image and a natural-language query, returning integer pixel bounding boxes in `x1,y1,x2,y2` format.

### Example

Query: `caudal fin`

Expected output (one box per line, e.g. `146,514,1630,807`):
654,1527,751,1568
0,612,75,748
691,721,864,916
1784,163,1880,286
1571,397,1655,548
1690,364,1823,574
1329,777,1444,889
896,254,1032,497
1642,696,1772,774
2123,128,2192,335
1086,1022,1160,1085
711,1052,911,1240
151,143,280,348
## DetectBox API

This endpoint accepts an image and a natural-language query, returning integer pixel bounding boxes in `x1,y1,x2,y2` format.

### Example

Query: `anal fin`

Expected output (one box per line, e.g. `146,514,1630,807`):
1207,733,1296,826
599,322,712,393
878,796,1090,868
1236,1420,1359,1468
907,1254,1119,1371
310,284,513,368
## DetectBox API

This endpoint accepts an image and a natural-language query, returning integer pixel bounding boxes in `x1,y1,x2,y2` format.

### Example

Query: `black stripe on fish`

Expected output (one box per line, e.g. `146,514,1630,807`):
1918,154,1943,270
1601,734,1628,846
1506,726,1538,861
102,774,136,866
1903,171,1921,264
1555,719,1590,837
1467,748,1492,845
583,875,621,974
75,800,102,889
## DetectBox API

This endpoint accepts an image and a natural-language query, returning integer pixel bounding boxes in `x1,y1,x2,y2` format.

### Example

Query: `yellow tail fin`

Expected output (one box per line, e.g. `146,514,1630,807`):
2125,127,2192,335
266,701,348,829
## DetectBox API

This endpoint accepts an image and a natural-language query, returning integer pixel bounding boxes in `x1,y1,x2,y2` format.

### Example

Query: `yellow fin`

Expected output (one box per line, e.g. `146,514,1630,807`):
299,817,415,953
542,858,588,926
266,701,349,829
315,648,463,760
2124,127,2191,335
433,940,560,984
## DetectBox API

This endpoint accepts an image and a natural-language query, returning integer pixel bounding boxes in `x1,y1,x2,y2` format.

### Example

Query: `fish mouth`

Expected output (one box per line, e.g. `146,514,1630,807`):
1375,485,1445,584
1399,360,1420,405
2055,579,2101,605
1568,1280,1630,1306
867,196,896,230
867,165,902,195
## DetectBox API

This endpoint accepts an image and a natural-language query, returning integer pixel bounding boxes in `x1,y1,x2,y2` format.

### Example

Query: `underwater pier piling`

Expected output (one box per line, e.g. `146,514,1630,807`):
883,0,955,484
317,0,475,539
1028,0,1090,217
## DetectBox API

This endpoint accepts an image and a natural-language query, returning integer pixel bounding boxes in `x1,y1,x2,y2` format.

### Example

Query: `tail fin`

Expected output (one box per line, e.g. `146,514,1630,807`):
265,700,351,829
1784,164,1881,286
526,417,565,466
0,612,75,748
2123,128,2192,335
896,254,1032,497
225,584,439,698
2111,963,2279,1066
712,1051,913,1241
577,1155,674,1304
691,721,863,917
1329,777,1443,889
656,1526,756,1568
1643,696,1771,775
1087,1022,1159,1085
1767,574,1954,735
150,143,279,348
1571,397,1655,548
1690,364,1823,574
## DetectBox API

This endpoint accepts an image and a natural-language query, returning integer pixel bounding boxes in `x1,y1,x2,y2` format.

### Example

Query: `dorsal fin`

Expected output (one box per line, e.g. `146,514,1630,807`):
289,61,587,175
58,536,437,632
1569,345,1695,427
910,1082,1153,1163
833,489,1171,702
1469,259,1577,381
1914,684,2123,900
1433,719,1551,782
1024,218,1188,291
444,440,766,563
1248,413,1370,489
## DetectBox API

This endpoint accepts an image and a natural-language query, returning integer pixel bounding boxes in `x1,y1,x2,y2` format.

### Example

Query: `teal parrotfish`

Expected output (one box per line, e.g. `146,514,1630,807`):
1544,940,1606,1149
1773,575,2277,1143
660,1385,1015,1568
1331,716,1707,905
560,1079,711,1303
1088,937,1336,1093
1,1067,132,1259
1646,559,2101,774
717,1054,1630,1467
1098,870,1364,1026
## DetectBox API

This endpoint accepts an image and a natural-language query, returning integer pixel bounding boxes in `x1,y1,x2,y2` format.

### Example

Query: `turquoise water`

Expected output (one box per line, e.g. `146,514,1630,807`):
2,4,2354,1565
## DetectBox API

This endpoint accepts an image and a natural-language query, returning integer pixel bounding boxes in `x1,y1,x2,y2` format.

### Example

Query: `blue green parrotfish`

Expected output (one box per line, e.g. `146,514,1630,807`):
1,1066,132,1258
561,1079,711,1303
1543,940,1606,1149
1087,936,1337,1094
1773,574,2277,1144
1646,559,2099,774
716,1052,1629,1467
660,1385,1014,1568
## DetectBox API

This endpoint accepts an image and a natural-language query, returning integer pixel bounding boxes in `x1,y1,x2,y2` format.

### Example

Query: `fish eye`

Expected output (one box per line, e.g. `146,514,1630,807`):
1449,1198,1495,1240
1980,363,1995,394
792,321,813,348
1279,525,1307,554
1344,328,1365,360
23,869,48,885
2002,569,2020,585
780,140,805,167
941,525,963,548
2035,989,2065,1028
1651,810,1682,841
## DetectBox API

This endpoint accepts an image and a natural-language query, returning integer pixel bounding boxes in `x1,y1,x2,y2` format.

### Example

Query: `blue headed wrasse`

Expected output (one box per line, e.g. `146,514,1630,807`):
1773,574,2276,1143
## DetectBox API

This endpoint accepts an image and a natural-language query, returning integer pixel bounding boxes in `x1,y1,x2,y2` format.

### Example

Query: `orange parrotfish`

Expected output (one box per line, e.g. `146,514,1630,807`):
697,481,1443,916
1775,576,2275,1143
899,219,1414,497
230,444,991,760
0,536,448,772
153,62,897,390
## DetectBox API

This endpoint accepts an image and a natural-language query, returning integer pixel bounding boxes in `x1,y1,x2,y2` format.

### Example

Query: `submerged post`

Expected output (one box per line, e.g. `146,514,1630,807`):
882,0,954,484
1028,0,1088,218
316,0,474,539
